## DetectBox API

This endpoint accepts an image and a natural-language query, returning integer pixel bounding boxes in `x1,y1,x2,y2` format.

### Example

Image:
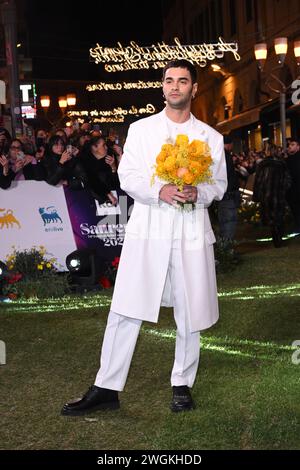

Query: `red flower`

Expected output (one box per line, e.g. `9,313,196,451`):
111,257,120,268
99,276,112,289
7,272,23,284
8,293,18,300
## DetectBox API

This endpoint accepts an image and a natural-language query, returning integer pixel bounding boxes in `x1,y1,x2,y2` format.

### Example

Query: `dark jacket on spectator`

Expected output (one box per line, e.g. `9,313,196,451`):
0,166,14,189
80,150,119,203
253,157,290,226
0,161,45,188
15,161,46,181
286,151,300,203
43,152,88,190
224,150,239,193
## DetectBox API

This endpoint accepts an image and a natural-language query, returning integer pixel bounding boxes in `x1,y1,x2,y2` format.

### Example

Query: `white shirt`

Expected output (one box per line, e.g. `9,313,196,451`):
165,115,192,143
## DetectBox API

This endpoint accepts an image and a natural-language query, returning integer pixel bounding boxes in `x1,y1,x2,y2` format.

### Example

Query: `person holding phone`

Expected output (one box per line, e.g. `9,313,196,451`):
4,139,46,183
79,136,120,205
43,135,87,189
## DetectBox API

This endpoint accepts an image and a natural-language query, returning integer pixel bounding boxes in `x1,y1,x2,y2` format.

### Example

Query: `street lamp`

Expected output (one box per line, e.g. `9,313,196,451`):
254,38,300,152
40,93,76,127
40,95,50,109
58,96,67,109
66,94,76,106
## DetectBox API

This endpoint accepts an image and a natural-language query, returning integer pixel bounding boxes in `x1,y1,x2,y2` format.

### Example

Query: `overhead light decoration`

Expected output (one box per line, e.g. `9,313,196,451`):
89,37,241,72
86,80,162,92
68,103,156,121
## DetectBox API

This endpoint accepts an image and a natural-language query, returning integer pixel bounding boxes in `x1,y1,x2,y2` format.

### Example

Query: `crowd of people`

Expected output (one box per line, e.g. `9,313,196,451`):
0,124,122,206
218,136,300,246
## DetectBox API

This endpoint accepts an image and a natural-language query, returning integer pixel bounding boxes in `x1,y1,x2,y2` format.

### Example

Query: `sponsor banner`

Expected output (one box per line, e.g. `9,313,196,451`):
95,191,121,216
63,187,133,262
0,181,77,270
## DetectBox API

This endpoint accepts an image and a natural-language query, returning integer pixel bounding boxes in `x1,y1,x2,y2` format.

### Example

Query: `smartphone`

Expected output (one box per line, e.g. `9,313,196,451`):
17,151,25,160
66,144,73,155
115,138,119,145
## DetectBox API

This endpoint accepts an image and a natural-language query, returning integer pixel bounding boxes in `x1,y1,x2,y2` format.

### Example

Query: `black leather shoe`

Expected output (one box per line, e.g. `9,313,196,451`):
170,386,195,412
61,385,120,416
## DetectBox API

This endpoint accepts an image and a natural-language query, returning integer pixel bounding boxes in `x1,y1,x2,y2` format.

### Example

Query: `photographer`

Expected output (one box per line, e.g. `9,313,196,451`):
43,135,87,190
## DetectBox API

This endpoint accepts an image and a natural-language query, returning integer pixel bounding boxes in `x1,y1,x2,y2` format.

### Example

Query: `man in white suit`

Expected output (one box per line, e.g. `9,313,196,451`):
62,60,227,416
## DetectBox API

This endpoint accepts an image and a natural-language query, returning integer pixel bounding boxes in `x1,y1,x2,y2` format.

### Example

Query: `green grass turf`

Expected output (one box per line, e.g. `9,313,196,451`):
0,233,300,449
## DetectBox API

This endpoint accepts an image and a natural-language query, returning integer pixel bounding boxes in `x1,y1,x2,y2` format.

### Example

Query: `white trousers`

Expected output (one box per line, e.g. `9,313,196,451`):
94,242,200,391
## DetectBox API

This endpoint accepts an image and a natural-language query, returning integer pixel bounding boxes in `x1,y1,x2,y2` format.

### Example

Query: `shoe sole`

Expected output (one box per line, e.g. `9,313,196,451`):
170,403,195,413
61,401,120,416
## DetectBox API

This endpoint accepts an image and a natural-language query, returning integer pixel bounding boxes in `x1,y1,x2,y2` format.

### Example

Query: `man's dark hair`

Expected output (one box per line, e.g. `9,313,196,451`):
162,60,198,84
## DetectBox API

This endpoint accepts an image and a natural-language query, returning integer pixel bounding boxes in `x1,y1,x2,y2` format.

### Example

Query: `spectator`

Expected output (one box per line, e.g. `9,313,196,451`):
253,149,290,247
74,131,91,151
43,135,87,190
35,128,48,150
81,121,92,133
53,128,68,144
0,154,14,189
5,139,45,183
0,127,11,155
216,135,240,240
286,138,300,234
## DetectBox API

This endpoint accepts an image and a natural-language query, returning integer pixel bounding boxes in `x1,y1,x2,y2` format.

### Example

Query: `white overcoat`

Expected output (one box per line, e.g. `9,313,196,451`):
111,110,227,332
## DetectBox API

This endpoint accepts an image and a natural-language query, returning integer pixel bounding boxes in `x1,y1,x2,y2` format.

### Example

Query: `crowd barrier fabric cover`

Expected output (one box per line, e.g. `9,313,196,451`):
0,182,131,271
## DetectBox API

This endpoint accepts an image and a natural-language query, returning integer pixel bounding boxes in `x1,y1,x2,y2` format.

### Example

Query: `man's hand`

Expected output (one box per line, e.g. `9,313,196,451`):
182,185,198,203
159,184,188,205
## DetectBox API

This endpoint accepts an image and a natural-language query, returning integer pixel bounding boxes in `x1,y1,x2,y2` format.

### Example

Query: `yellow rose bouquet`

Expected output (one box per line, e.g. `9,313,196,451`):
152,134,214,209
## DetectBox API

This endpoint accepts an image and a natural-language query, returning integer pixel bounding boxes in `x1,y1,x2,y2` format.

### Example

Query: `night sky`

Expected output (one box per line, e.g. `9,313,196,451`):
25,0,164,81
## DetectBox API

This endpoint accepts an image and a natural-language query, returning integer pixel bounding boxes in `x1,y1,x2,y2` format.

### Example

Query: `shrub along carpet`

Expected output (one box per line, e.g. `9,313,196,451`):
0,234,300,450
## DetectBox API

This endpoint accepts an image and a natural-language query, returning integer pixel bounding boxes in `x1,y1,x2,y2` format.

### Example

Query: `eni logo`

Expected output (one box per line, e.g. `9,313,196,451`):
39,206,62,225
0,208,21,229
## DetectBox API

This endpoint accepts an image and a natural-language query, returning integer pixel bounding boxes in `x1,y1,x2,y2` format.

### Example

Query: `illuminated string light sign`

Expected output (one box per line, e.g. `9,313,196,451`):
89,37,241,72
86,80,162,92
68,103,156,123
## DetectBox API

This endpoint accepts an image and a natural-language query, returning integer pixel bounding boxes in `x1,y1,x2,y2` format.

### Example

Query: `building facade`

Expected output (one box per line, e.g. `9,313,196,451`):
162,0,300,150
